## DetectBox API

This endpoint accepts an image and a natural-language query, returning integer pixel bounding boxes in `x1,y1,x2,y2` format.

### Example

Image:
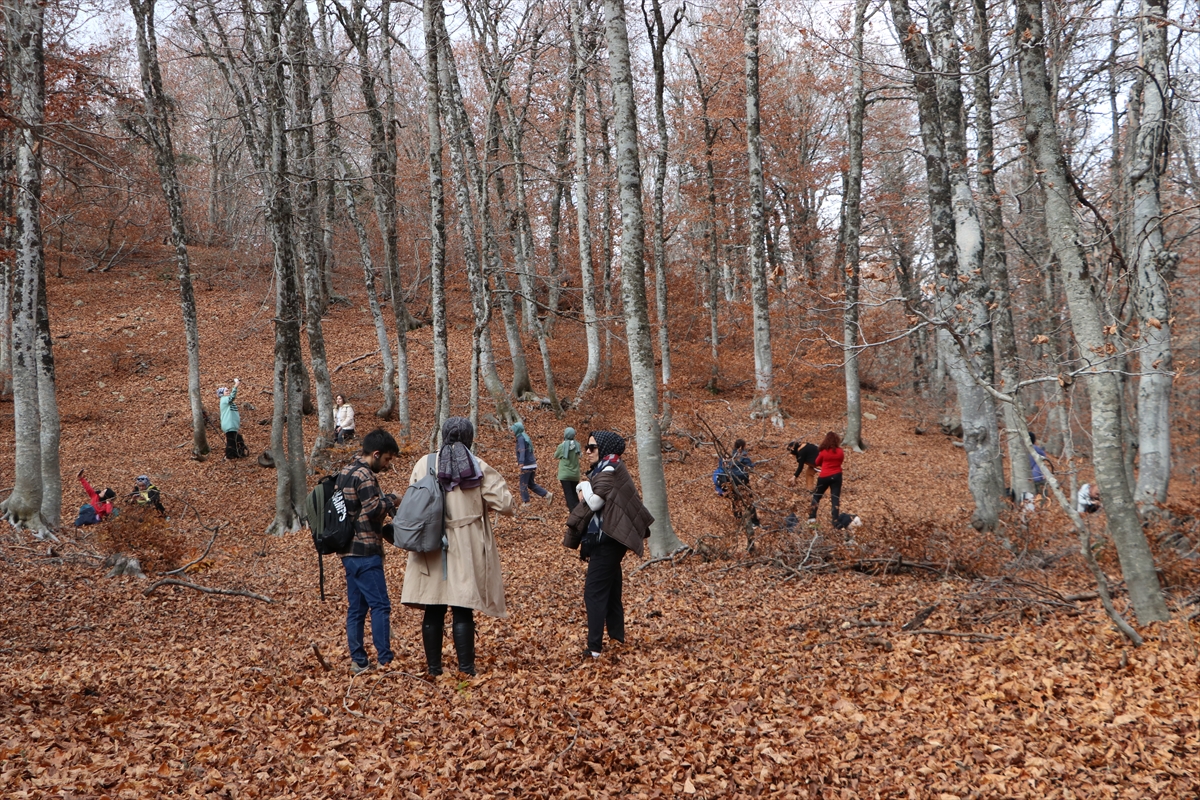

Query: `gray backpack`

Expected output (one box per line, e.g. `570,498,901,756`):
389,455,445,554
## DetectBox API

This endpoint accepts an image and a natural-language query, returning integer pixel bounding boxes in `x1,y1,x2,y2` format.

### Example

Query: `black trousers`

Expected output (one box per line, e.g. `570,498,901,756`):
561,480,579,512
423,605,473,627
584,538,627,653
809,473,843,521
225,431,243,459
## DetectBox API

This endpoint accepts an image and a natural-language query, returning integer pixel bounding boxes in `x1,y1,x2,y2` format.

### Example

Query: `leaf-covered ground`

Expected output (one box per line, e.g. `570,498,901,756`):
3,253,1199,798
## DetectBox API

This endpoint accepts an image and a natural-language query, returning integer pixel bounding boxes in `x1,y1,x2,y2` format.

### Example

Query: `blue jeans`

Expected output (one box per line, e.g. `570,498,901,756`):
519,469,548,503
342,554,393,667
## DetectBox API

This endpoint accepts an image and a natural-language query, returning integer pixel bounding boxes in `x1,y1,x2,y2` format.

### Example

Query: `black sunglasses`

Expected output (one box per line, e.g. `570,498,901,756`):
585,444,598,451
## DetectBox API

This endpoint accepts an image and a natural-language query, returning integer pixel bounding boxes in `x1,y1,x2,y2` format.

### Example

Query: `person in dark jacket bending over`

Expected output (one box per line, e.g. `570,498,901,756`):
337,428,402,674
563,431,655,659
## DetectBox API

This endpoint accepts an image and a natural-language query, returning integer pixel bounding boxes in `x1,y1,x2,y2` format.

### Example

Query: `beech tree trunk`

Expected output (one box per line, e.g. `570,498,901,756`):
888,0,1003,531
573,0,602,402
743,0,780,425
600,0,682,556
1130,0,1174,509
315,0,396,418
841,0,867,454
595,74,616,387
425,0,451,434
1,0,52,537
1014,0,1168,623
970,0,1028,499
687,50,722,392
436,25,516,423
334,0,412,433
129,0,210,461
0,254,11,399
644,0,682,430
286,0,335,463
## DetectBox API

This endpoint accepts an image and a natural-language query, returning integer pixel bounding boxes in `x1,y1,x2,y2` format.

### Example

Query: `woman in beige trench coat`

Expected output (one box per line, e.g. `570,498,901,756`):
402,417,514,676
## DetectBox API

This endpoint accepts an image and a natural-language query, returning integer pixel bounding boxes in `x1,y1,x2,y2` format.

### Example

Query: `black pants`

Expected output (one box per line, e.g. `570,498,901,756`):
584,538,627,653
225,431,245,459
423,605,473,627
561,480,579,512
809,473,843,521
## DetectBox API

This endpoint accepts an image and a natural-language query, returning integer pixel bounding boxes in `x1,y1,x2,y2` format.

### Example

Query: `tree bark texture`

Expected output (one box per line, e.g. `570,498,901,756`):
644,0,681,430
743,0,779,424
1,0,51,536
286,0,335,464
1130,0,1174,508
572,0,602,402
425,0,451,435
129,0,211,461
970,0,1029,498
436,28,517,424
600,0,682,556
888,0,1003,531
1014,0,1168,622
841,0,868,454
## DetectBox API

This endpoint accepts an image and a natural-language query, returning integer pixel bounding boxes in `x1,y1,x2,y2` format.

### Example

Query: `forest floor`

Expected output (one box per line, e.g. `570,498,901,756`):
3,248,1200,798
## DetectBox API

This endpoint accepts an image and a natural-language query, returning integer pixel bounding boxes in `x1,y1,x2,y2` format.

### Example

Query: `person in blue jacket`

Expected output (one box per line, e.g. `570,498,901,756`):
218,378,247,460
511,422,551,505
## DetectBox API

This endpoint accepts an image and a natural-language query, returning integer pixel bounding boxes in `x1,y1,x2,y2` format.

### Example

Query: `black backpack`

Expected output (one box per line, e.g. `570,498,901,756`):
305,472,357,600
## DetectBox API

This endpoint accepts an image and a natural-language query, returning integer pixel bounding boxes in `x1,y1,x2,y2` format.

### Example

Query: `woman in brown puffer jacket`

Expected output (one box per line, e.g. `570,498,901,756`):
563,431,654,659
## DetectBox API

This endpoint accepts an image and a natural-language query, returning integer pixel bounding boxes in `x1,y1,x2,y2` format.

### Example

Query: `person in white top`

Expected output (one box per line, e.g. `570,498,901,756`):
1077,483,1101,514
335,394,356,443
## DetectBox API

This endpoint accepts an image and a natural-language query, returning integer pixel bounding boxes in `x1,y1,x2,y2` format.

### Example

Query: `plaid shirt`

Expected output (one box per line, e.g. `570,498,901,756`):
337,458,396,558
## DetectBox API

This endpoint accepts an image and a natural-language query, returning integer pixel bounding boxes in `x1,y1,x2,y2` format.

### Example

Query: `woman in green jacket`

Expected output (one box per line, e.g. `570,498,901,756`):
554,427,582,511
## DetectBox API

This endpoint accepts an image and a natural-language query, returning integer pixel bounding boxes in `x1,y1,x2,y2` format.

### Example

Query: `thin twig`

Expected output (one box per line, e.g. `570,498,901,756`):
142,578,273,603
162,525,220,576
332,350,380,374
903,629,1003,641
550,710,581,763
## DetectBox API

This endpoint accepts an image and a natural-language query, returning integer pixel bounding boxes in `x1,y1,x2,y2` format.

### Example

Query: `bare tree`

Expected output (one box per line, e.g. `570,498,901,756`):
128,0,210,462
887,0,1004,532
841,0,868,454
1,0,57,537
1130,0,1174,509
572,0,602,401
286,0,335,463
642,0,683,429
687,49,723,392
970,0,1029,498
425,0,451,437
600,0,683,556
1014,0,1168,623
743,0,781,425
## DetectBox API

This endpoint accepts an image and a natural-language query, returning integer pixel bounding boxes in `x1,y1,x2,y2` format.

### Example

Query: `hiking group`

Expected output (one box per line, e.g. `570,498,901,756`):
713,432,859,532
310,420,653,676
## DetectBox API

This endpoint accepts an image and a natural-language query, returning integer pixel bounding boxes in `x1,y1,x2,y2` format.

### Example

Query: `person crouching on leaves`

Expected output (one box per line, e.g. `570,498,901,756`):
133,475,166,516
402,417,514,677
75,469,116,526
563,431,654,660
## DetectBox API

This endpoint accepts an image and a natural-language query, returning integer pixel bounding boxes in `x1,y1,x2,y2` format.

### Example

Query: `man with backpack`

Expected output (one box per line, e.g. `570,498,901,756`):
337,428,402,674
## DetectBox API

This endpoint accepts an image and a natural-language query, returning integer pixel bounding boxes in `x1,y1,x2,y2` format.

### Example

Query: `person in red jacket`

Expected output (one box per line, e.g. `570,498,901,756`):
75,469,116,526
807,431,845,526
